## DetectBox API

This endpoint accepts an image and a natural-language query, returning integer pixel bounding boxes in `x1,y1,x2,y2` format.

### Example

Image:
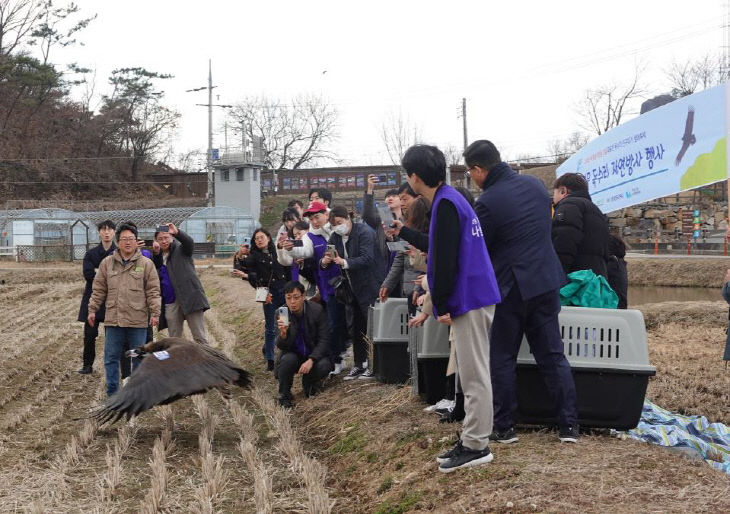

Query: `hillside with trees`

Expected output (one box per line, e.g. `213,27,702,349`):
0,0,187,209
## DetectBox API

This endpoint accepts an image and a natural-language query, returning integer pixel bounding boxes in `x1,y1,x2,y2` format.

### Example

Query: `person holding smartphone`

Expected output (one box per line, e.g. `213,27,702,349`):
321,205,383,380
362,174,404,280
274,281,333,408
151,222,210,346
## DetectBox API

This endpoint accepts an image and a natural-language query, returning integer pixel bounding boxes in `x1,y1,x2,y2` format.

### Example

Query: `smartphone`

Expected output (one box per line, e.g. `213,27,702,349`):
156,225,169,233
326,245,337,258
278,306,289,326
292,239,304,247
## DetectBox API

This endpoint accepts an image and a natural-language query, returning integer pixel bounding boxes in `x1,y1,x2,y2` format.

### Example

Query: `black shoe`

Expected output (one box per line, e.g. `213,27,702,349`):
489,426,519,444
438,443,493,473
436,440,463,464
303,380,322,398
77,366,92,375
267,360,275,371
279,396,293,409
558,424,579,443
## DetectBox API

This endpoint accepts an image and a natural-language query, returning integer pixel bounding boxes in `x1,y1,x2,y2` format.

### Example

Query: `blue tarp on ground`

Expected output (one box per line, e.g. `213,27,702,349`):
626,400,730,474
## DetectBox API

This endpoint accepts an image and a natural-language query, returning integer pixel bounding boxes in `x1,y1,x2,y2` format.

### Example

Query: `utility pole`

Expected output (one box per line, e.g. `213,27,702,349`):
187,60,233,207
462,97,469,188
207,60,214,207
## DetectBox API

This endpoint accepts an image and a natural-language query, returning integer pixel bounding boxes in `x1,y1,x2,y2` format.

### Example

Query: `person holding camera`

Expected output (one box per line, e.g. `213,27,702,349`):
151,223,210,346
321,205,383,380
240,228,290,370
87,222,160,396
275,281,333,408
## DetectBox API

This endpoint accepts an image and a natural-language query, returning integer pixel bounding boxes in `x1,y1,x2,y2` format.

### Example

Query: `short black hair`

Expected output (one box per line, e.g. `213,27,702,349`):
115,222,138,241
283,280,305,295
463,140,501,171
317,188,332,206
401,145,446,187
293,220,309,232
554,172,589,193
281,207,300,223
384,188,399,199
97,219,115,231
287,199,303,209
329,205,351,224
397,183,416,197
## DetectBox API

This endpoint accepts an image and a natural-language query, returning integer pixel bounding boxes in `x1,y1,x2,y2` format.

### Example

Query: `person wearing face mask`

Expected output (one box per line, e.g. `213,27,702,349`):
241,228,291,371
321,205,383,380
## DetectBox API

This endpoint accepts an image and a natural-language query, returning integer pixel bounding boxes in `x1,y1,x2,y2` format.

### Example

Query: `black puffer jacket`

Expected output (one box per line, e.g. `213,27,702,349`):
607,235,628,309
552,191,610,278
242,241,290,291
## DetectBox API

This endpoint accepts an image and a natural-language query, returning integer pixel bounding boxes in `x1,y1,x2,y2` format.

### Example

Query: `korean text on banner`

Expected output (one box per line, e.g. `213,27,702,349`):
557,83,730,213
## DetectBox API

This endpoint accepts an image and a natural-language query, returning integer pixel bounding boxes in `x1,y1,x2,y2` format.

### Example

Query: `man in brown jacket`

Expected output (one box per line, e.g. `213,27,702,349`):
88,222,161,396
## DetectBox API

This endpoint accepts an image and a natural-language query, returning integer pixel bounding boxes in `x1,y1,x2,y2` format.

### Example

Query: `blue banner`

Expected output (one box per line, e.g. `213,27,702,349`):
557,84,729,213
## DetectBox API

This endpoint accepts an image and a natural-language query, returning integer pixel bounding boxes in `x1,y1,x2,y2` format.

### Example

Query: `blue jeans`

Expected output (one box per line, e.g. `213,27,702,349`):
104,326,147,396
262,287,285,362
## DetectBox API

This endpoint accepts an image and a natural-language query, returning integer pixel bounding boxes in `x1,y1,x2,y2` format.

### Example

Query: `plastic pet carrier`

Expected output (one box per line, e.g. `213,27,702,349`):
369,299,410,384
515,306,656,430
409,316,450,404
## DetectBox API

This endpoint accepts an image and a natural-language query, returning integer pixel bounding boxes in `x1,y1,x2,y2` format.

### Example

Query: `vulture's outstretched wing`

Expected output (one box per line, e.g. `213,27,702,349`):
675,106,696,165
91,338,251,424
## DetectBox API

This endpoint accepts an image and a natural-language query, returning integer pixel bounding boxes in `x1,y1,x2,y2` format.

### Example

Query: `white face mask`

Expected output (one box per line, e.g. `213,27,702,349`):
333,223,349,236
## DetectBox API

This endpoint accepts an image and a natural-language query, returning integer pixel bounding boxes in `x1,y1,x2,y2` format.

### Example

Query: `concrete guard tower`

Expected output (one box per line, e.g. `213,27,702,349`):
212,136,266,225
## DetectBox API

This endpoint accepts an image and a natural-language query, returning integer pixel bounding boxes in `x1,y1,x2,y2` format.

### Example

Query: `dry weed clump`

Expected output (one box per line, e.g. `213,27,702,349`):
192,395,227,513
96,423,137,504
229,399,274,513
252,387,332,513
139,437,168,514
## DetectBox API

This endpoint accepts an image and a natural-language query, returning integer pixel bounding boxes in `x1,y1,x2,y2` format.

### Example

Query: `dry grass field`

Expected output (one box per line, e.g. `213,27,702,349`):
0,263,727,513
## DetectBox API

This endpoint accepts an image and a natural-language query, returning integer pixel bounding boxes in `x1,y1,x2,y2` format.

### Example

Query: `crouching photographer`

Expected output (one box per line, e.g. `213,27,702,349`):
275,281,333,408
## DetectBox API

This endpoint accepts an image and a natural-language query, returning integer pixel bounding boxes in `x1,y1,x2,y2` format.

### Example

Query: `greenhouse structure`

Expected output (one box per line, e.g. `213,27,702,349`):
0,206,257,261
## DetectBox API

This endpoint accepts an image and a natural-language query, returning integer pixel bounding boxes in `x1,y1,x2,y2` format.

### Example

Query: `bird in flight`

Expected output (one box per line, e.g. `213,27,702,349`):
675,106,696,166
89,338,252,424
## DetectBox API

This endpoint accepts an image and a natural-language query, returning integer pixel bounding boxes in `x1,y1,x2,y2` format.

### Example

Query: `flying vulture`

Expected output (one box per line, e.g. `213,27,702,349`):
91,337,252,424
675,106,696,166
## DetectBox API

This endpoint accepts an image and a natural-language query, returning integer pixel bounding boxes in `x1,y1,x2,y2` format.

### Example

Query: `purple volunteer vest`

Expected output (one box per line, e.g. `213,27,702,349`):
308,232,338,299
426,184,501,318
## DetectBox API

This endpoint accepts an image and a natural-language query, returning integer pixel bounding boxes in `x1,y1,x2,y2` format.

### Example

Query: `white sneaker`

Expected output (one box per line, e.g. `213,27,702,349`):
122,377,130,387
329,361,344,376
357,368,375,380
424,398,453,412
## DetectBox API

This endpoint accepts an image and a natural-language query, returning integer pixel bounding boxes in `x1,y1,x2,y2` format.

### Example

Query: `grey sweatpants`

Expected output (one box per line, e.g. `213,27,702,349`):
451,304,495,451
165,302,208,345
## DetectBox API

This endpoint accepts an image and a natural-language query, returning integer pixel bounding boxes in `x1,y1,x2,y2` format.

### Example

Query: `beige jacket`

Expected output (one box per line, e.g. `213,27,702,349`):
88,249,161,328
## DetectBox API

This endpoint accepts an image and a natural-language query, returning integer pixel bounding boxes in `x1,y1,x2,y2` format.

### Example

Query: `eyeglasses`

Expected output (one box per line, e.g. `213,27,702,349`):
465,166,475,178
285,294,303,301
118,237,136,242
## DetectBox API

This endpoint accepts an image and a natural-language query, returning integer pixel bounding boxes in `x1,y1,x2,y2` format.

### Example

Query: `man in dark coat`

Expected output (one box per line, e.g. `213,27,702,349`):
151,223,210,345
275,281,333,408
77,219,116,374
551,173,610,279
466,139,579,443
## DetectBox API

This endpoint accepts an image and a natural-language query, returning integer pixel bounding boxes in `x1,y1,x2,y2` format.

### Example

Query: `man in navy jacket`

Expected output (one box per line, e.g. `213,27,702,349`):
76,219,116,374
466,140,579,443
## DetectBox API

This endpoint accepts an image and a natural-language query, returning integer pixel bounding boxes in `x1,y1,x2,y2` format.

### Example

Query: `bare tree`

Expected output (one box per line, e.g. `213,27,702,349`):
546,131,589,164
228,94,338,171
380,110,422,165
0,0,43,56
665,54,725,97
442,144,462,166
577,69,644,136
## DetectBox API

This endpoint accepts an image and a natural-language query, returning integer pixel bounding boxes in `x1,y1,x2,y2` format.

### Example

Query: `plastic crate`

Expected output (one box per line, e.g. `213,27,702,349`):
515,306,656,430
369,299,409,343
373,340,410,384
409,316,451,403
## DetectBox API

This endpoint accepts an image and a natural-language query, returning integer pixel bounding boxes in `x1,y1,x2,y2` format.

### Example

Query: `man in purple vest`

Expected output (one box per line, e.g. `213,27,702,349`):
402,144,502,473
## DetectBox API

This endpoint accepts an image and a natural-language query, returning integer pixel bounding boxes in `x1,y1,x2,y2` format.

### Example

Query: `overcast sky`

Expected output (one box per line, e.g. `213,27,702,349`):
56,0,727,168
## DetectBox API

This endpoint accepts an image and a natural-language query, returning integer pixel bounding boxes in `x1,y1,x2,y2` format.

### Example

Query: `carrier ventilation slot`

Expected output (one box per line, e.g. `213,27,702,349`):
400,313,409,335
